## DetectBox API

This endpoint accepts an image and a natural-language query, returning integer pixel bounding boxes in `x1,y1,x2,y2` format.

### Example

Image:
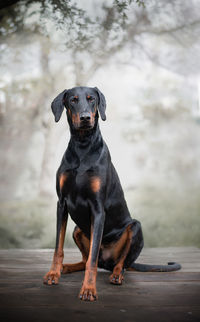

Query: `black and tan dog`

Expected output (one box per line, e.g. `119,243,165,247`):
43,86,181,301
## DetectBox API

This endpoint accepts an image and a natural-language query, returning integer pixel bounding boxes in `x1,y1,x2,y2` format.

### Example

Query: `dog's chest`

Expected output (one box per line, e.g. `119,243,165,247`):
61,171,92,233
61,170,94,203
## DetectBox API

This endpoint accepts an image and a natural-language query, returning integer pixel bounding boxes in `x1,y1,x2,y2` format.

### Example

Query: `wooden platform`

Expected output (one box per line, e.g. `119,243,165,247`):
0,247,200,322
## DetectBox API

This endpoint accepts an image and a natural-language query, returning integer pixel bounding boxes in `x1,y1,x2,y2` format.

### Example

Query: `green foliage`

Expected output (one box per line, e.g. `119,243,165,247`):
0,0,145,47
135,0,145,7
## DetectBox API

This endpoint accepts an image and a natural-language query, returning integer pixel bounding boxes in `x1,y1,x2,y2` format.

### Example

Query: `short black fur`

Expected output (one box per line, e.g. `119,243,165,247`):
52,86,181,273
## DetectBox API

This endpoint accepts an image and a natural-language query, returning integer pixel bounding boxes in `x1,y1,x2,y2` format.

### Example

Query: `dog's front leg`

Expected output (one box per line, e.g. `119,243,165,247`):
79,200,105,301
43,201,68,285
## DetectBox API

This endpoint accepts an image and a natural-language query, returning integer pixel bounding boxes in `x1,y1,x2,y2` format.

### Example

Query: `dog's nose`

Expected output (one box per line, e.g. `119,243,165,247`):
80,112,91,121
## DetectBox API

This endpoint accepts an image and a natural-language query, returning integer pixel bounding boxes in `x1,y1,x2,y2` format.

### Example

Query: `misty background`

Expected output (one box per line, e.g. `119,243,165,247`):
0,0,200,249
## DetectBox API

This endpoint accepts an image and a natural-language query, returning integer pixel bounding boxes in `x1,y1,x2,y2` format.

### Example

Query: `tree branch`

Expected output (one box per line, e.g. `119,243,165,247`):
0,0,19,10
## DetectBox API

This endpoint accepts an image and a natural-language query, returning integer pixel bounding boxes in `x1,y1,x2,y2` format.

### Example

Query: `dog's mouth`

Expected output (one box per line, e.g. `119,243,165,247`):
78,121,94,130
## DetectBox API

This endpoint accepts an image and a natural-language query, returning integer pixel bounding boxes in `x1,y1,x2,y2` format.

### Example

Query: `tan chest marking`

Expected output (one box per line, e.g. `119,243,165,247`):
90,176,101,193
59,173,68,189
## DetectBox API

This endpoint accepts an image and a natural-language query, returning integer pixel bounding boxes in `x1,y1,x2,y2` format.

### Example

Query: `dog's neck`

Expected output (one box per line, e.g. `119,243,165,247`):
67,115,103,164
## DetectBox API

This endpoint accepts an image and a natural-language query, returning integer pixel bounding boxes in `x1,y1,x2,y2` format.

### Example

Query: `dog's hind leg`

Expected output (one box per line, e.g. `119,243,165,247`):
109,220,144,285
109,224,133,285
62,226,89,274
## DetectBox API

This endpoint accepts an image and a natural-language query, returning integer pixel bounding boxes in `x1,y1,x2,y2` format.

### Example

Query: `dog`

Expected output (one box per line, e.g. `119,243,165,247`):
43,86,181,301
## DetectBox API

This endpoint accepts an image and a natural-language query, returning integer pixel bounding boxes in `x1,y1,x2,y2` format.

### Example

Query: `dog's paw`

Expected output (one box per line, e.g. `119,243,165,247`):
43,270,61,285
79,285,97,301
109,273,124,285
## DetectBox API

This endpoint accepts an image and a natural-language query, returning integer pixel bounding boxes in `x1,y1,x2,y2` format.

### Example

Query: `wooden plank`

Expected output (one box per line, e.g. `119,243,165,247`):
1,306,200,322
0,274,199,307
1,247,200,271
0,248,200,322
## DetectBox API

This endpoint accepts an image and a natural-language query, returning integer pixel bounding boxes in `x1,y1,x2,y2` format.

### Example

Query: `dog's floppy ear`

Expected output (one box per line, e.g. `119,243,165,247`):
94,87,106,121
51,89,68,122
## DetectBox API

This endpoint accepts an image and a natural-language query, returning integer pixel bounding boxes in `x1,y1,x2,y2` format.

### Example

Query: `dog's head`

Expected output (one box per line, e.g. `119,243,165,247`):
51,86,106,131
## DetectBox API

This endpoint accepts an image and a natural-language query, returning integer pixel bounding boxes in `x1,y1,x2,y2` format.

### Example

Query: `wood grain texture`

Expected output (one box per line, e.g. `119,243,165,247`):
0,247,200,322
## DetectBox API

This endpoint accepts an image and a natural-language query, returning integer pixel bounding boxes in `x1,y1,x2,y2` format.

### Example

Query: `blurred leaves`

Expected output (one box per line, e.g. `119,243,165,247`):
0,0,143,44
1,0,199,79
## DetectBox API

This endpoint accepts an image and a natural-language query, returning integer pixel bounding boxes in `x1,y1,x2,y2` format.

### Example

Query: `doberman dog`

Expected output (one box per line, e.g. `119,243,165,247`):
43,86,181,301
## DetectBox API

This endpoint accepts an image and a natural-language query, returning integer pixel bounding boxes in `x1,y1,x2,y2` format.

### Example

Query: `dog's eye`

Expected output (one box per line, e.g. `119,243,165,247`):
87,95,95,102
71,96,78,104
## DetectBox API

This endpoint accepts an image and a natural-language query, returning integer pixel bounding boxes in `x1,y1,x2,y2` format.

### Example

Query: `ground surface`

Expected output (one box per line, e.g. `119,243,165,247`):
0,247,200,322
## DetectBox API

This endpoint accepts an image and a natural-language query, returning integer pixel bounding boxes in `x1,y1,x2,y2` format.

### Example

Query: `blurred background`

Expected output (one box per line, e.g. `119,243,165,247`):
0,0,200,249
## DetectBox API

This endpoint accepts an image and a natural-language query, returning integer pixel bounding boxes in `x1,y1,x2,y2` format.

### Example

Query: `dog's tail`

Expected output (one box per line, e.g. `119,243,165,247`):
127,262,181,272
